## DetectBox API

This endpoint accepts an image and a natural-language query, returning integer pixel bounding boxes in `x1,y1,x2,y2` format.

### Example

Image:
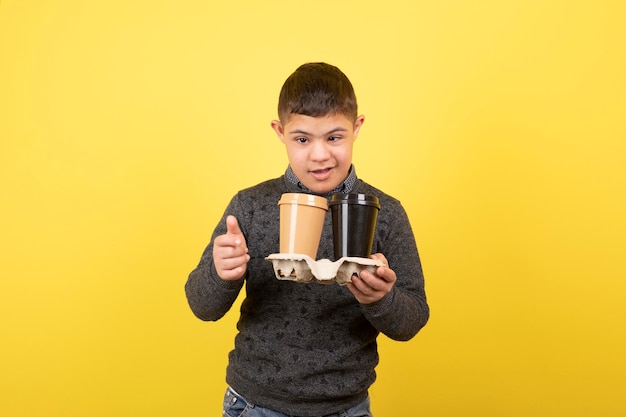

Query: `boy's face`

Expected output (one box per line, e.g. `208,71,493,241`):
271,113,365,194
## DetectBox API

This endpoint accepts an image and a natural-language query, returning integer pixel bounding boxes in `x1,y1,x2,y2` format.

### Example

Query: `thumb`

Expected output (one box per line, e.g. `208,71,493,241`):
226,215,242,236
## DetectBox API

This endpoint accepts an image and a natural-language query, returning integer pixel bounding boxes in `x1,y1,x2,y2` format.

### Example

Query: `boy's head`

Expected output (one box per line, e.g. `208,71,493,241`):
277,62,358,124
271,63,365,194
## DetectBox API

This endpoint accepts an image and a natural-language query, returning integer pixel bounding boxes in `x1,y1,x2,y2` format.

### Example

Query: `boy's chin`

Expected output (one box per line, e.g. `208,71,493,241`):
307,182,340,194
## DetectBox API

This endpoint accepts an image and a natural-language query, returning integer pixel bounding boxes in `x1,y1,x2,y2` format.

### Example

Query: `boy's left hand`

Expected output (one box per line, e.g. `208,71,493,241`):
347,253,396,304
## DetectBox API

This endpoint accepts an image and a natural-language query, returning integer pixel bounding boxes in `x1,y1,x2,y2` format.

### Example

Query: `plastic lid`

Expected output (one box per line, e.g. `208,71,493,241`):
278,193,328,210
329,193,380,209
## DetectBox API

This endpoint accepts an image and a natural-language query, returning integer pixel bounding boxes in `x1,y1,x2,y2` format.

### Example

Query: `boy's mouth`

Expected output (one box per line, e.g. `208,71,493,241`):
310,167,333,181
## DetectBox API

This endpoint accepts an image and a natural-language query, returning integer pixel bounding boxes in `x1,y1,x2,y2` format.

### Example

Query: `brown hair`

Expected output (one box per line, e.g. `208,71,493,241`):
277,62,358,123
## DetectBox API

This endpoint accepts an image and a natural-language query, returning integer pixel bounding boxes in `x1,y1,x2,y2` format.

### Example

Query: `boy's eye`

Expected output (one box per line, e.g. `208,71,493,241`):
328,136,341,142
295,137,308,143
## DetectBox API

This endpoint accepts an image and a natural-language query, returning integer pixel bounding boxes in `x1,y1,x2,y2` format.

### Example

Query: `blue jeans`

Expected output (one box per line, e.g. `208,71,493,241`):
222,386,373,417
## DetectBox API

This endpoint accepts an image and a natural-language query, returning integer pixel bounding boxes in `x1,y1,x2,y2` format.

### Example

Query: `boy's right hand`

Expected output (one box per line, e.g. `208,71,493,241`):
213,215,249,281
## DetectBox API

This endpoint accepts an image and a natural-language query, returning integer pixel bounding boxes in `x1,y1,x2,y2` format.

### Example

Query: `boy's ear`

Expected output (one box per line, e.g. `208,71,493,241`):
353,115,365,139
271,120,285,142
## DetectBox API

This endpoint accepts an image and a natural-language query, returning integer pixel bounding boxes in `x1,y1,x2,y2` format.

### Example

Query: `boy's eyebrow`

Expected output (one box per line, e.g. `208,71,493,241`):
288,127,349,135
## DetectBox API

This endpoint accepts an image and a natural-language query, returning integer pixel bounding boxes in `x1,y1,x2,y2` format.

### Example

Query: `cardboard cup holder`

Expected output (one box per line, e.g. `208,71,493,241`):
266,253,383,285
269,192,382,285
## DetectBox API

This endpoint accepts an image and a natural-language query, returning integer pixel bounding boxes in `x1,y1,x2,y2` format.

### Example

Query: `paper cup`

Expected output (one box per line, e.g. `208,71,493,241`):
278,193,328,258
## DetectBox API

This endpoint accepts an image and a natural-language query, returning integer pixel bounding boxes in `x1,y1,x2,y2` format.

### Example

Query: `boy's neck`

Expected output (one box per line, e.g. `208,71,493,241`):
285,165,357,196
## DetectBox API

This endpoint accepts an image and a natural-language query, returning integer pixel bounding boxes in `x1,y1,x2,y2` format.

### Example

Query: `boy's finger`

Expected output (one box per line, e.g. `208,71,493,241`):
226,215,242,236
375,266,396,283
369,253,388,267
361,266,394,284
358,269,386,289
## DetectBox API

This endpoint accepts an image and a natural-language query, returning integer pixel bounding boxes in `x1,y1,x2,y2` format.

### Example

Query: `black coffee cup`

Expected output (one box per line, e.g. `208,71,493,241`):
329,193,381,260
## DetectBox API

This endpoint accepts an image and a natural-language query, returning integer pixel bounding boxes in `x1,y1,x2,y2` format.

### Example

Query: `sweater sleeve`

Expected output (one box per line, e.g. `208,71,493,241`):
185,195,246,321
360,199,429,341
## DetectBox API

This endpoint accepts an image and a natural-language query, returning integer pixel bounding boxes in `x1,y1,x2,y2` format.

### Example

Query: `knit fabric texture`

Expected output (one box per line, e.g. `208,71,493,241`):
185,168,429,416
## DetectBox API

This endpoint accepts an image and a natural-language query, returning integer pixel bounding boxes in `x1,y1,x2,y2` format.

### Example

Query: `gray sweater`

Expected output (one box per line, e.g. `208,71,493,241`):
185,172,429,416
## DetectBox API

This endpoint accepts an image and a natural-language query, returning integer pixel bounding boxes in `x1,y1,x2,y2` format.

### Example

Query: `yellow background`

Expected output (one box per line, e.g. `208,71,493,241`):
1,0,625,415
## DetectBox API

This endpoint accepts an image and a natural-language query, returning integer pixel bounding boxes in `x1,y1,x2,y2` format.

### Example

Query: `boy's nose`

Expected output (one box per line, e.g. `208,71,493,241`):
310,142,330,161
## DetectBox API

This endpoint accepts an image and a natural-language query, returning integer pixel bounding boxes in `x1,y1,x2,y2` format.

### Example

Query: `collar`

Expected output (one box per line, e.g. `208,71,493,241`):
285,165,357,196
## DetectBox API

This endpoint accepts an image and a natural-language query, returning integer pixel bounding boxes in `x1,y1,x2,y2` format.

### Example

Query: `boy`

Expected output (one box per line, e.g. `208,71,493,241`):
185,62,429,417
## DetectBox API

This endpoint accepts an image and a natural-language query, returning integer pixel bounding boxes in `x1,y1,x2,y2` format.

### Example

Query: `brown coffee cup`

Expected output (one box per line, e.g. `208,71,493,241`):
278,193,328,258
